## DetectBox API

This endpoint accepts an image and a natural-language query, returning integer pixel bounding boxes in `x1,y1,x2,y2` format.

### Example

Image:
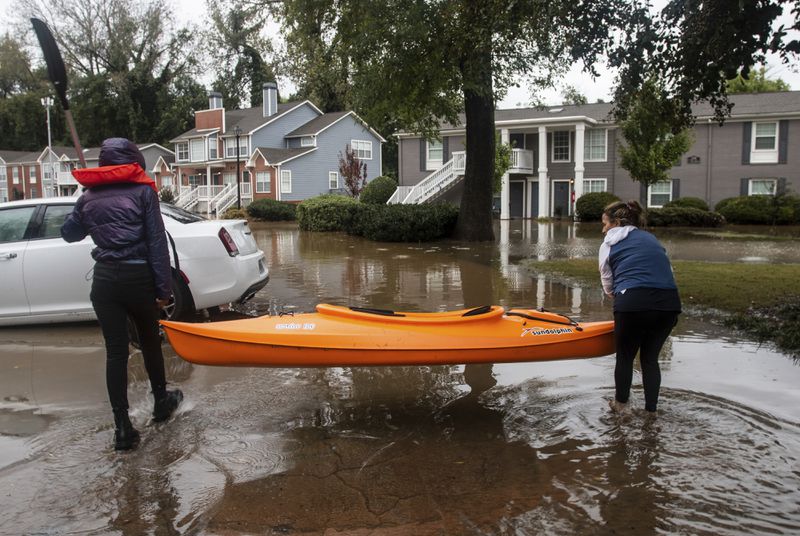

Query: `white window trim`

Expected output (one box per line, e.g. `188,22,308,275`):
12,167,20,184
0,166,6,181
583,178,607,193
551,131,571,163
426,139,443,171
176,142,189,162
280,169,292,194
208,135,219,160
647,180,673,208
190,139,204,162
328,171,339,190
351,139,373,160
226,137,249,158
256,171,271,193
748,178,777,196
750,121,779,164
583,129,608,162
301,136,316,147
29,166,37,183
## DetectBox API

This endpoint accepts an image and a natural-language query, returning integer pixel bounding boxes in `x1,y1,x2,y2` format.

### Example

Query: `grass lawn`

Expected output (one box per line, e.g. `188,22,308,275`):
526,259,800,313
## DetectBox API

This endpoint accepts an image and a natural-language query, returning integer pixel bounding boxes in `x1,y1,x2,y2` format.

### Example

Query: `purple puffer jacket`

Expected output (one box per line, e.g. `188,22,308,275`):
61,182,172,299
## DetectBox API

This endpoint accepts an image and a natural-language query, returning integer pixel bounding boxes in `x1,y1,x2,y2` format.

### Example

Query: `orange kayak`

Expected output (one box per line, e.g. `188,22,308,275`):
160,304,615,367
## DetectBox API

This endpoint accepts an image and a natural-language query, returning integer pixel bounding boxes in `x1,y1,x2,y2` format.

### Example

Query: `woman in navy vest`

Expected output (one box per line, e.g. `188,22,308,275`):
599,200,681,413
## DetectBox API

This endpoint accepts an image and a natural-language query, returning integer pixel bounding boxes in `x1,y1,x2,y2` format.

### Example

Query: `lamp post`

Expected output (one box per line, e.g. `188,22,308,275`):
234,125,242,209
41,96,54,197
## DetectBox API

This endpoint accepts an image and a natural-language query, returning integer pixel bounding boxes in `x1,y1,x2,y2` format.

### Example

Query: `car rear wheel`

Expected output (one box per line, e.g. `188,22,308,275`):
162,273,194,321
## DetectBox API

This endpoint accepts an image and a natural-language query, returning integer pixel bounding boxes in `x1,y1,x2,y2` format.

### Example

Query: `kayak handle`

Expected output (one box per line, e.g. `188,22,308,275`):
349,306,406,317
505,311,584,331
462,305,493,317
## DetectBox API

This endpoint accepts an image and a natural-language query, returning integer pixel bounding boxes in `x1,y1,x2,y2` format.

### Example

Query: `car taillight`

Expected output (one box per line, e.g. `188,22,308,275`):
218,227,239,257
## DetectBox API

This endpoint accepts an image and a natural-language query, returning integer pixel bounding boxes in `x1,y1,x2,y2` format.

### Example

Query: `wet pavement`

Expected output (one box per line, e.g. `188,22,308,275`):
1,220,799,535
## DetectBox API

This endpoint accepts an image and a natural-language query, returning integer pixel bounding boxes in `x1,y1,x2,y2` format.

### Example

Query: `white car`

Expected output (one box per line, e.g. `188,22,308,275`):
0,197,269,326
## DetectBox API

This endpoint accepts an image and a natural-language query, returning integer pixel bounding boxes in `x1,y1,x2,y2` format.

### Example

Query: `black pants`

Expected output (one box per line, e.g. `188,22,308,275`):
91,262,166,412
613,310,679,412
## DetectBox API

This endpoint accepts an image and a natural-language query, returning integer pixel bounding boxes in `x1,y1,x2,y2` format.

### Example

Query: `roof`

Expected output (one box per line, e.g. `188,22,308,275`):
169,128,220,143
409,90,800,135
285,111,351,137
51,145,102,161
252,147,316,165
171,101,311,142
0,150,34,163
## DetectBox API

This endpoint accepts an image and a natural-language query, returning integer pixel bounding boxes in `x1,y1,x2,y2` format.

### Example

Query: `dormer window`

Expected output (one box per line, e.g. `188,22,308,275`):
301,136,316,147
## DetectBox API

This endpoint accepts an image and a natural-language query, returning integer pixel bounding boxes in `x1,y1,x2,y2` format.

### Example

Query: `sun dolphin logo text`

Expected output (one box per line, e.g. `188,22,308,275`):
521,326,574,337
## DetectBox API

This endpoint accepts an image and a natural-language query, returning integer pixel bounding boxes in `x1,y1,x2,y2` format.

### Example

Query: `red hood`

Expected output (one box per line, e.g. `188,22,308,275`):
72,163,157,192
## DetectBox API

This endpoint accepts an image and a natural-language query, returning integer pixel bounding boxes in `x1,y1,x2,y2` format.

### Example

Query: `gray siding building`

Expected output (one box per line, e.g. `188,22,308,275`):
396,92,800,218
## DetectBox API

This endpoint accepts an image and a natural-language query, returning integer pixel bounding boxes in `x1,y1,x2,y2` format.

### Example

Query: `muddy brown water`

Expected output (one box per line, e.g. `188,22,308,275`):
1,220,799,535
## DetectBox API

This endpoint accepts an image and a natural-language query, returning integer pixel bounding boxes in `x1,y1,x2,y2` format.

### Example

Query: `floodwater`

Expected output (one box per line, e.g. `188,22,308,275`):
1,220,799,535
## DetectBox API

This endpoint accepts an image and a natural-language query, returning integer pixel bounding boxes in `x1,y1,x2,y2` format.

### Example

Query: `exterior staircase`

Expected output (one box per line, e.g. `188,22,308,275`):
387,151,466,204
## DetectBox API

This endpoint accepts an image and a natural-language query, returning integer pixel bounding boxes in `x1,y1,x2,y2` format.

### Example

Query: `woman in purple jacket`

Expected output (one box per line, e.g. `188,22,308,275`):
598,200,681,414
62,138,183,451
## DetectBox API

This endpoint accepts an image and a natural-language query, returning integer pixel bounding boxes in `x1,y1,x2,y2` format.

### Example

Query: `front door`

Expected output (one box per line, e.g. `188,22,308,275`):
510,181,524,218
553,181,570,219
529,180,539,218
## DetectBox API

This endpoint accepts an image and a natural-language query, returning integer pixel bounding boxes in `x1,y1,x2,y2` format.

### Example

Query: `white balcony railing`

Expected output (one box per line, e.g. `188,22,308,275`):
509,149,534,171
56,171,78,186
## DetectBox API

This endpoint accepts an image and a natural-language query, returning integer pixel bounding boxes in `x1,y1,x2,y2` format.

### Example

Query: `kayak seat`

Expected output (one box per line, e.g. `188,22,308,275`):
462,305,493,317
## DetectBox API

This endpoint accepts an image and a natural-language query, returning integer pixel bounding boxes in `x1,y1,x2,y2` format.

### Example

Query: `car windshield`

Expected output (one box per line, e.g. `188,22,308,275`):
160,203,206,224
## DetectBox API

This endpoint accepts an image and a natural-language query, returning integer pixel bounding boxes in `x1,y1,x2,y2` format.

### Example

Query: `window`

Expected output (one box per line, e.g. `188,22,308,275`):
223,173,237,185
301,136,316,147
584,129,607,161
426,139,443,169
39,205,74,239
176,142,189,161
351,139,373,160
328,171,339,190
29,166,37,183
552,131,570,162
648,180,672,208
43,164,55,181
208,135,218,160
188,175,201,187
226,137,248,158
0,166,6,181
280,170,292,194
30,187,37,198
583,178,607,193
0,206,36,243
161,176,173,187
750,122,779,164
190,139,204,162
12,167,19,184
256,171,271,193
0,187,7,203
749,178,777,195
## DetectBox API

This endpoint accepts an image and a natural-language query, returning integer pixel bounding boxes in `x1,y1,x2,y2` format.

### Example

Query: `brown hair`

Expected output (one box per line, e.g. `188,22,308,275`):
603,199,645,228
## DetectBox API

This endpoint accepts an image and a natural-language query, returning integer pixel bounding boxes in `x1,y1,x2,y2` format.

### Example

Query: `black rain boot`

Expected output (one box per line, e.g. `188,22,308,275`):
152,389,184,423
113,410,140,451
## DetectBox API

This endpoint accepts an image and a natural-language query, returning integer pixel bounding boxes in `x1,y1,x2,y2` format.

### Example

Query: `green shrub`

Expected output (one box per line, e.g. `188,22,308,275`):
714,197,736,212
664,196,709,211
159,187,176,204
297,194,359,231
351,203,459,242
575,192,621,221
646,207,725,227
247,198,296,221
222,207,248,220
716,194,800,225
360,175,398,204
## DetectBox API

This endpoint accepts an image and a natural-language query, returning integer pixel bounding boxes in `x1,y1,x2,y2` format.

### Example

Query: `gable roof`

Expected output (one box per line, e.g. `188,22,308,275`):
285,111,351,137
51,145,102,161
404,90,800,136
139,142,175,155
0,150,32,164
250,147,316,166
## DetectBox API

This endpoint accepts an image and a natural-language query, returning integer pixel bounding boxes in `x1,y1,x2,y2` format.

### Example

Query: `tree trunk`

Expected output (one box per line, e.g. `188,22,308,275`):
453,46,495,242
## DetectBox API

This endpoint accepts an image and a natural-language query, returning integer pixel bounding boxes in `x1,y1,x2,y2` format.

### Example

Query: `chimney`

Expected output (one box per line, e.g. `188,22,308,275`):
262,82,278,117
209,91,223,110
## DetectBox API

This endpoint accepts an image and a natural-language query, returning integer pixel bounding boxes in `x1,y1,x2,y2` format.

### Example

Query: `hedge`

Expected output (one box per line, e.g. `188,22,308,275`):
715,194,800,225
221,207,248,220
575,192,621,221
360,175,398,204
297,194,459,241
352,203,459,241
664,196,709,211
646,207,725,227
247,198,297,221
296,194,360,231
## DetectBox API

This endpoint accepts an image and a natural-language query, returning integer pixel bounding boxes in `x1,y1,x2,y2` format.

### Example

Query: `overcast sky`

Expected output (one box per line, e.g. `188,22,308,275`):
3,0,799,109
